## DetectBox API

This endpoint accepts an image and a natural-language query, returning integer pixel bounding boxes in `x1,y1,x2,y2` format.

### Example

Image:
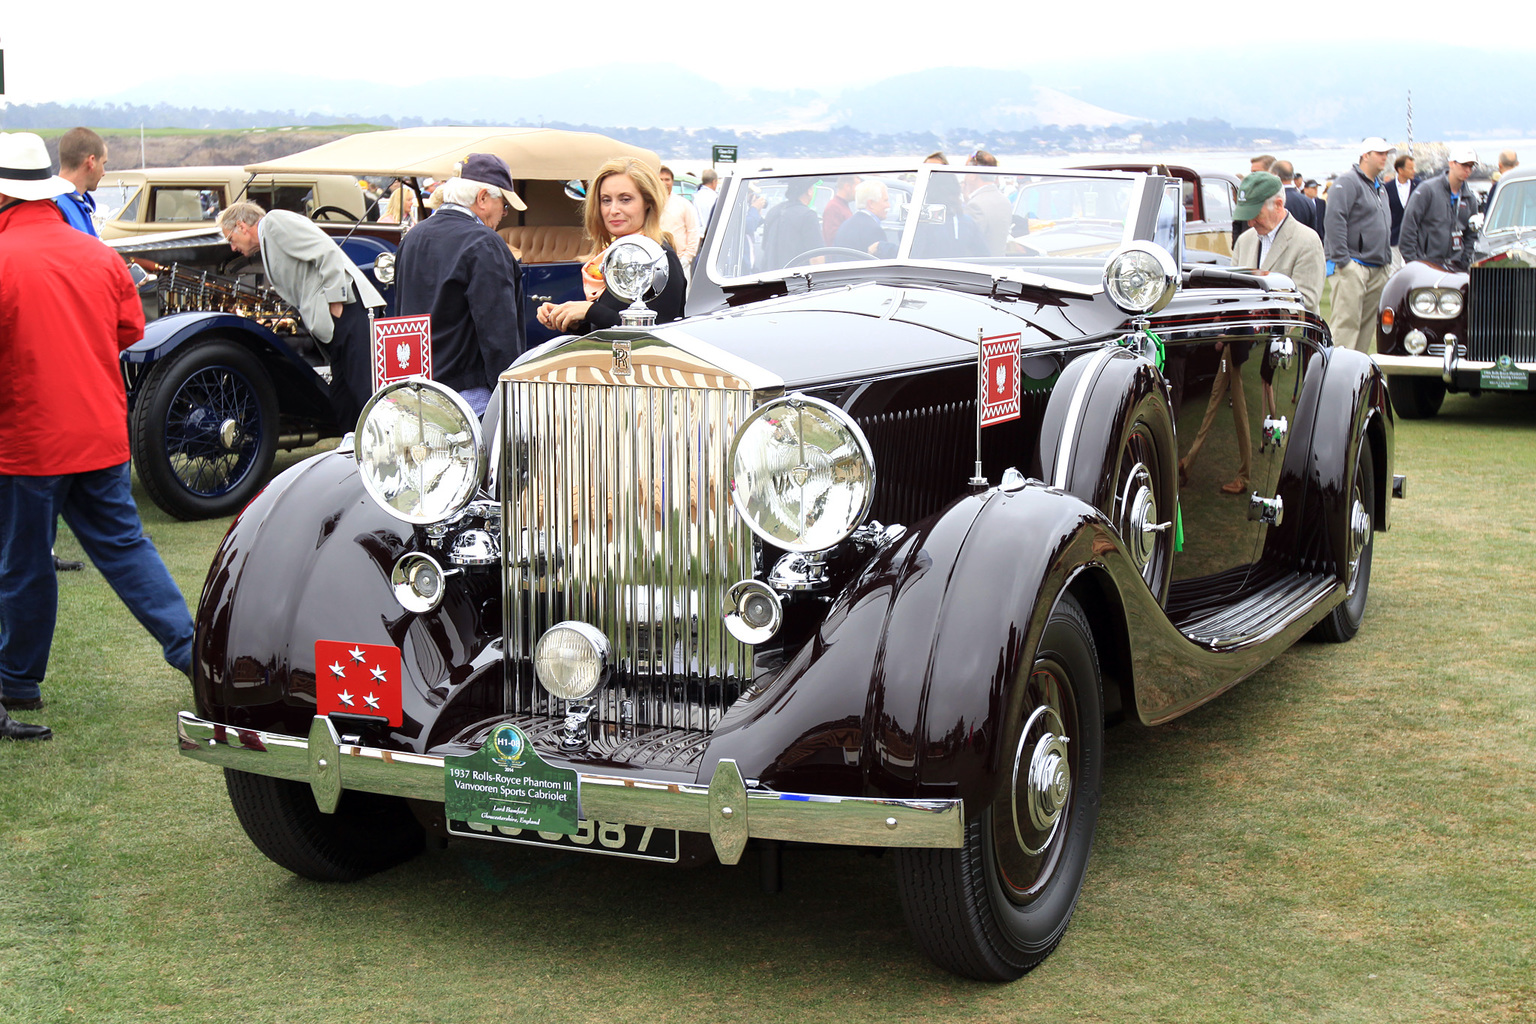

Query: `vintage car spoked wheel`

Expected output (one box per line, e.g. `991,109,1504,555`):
1310,439,1375,643
130,339,279,520
224,769,424,882
1387,376,1445,420
896,594,1103,981
1113,420,1174,602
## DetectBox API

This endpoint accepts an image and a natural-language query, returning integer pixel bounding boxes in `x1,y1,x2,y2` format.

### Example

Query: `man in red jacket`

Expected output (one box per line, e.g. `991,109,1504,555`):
0,132,195,740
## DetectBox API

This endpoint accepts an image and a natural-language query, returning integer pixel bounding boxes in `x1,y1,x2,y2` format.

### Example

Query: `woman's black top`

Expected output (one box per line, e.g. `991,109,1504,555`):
579,244,688,331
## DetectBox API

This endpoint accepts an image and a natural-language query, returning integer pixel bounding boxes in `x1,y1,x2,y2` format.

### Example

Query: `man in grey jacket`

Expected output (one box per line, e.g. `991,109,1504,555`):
1399,147,1479,268
1323,138,1394,353
220,201,385,427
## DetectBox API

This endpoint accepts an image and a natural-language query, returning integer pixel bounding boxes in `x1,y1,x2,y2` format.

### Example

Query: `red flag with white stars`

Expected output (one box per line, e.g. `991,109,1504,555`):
315,639,403,726
979,332,1022,428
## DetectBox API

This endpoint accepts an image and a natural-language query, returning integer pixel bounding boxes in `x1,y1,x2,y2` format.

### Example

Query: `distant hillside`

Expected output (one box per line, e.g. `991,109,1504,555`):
7,48,1532,140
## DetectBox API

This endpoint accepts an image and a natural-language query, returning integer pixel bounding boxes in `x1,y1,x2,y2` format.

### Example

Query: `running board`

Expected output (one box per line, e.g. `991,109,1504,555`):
1177,572,1337,649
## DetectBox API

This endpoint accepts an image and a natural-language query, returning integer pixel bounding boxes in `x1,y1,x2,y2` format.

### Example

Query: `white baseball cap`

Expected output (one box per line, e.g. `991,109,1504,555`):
1449,145,1479,165
1360,137,1393,155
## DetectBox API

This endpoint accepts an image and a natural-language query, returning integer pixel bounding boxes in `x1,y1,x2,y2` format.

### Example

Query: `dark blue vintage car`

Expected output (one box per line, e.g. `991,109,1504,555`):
112,127,660,519
176,164,1402,981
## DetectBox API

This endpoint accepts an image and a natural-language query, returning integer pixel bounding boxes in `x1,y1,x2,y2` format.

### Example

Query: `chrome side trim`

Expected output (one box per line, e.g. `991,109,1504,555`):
1052,346,1121,490
178,712,965,852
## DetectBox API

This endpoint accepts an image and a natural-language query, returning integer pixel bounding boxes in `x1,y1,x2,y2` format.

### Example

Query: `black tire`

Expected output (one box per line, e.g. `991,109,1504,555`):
130,338,279,520
224,769,425,882
896,594,1104,981
1309,439,1376,643
1387,376,1444,419
1111,409,1176,604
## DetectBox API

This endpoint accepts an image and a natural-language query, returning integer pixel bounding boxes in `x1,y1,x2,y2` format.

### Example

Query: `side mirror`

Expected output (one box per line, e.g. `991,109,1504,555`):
564,180,587,202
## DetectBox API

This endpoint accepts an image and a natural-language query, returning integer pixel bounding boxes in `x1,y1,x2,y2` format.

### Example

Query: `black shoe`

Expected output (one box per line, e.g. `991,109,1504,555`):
53,556,85,572
2,696,44,711
0,716,52,741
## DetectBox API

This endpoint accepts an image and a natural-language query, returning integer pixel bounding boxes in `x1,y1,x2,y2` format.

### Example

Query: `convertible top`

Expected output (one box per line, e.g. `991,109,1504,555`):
244,126,659,182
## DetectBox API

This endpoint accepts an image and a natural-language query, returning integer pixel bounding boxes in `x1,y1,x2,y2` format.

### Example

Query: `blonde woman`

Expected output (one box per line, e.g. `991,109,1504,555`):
536,157,686,334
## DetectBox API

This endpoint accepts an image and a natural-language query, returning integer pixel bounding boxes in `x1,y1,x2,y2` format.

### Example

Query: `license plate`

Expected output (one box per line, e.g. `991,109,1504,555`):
1479,367,1529,391
448,816,680,862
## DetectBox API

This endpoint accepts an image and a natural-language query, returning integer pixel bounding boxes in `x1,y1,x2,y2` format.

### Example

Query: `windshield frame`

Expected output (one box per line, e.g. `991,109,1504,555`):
701,164,1158,289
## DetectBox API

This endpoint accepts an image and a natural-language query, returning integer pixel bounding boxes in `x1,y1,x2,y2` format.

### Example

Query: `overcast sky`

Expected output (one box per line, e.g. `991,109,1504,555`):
6,0,1535,106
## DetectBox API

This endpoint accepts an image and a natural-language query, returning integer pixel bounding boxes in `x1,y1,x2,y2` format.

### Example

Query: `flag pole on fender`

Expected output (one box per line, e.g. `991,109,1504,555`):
970,327,987,487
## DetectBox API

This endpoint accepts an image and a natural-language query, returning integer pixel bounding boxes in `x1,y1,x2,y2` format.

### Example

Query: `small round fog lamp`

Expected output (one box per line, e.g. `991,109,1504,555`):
392,551,448,613
534,621,611,701
1403,329,1429,356
724,579,783,644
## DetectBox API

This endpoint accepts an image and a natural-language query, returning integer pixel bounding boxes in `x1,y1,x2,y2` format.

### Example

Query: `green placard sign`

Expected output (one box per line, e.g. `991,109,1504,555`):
712,145,738,165
1480,354,1529,391
445,723,579,835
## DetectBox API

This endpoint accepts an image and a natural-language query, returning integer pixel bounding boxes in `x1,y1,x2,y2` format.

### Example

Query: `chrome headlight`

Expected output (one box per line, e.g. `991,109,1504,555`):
730,394,875,553
1437,290,1463,317
1103,242,1179,315
1403,329,1429,356
1410,289,1438,316
372,252,396,286
602,233,671,303
356,378,486,525
534,621,610,701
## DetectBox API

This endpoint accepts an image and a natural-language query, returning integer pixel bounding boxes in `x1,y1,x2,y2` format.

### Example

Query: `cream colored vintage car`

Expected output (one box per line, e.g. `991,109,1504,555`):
96,165,368,239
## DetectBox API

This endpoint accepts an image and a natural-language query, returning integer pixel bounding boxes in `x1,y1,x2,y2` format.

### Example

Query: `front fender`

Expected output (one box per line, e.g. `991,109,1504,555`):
123,311,334,425
702,484,1150,814
193,448,499,745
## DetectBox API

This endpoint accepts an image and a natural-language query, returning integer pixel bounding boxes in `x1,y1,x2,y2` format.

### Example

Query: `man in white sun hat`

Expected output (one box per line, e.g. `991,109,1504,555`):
1323,137,1394,353
0,132,195,741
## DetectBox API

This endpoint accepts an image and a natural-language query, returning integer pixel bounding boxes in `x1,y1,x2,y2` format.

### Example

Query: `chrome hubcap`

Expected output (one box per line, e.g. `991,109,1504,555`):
218,418,242,451
1014,706,1071,856
1346,496,1371,594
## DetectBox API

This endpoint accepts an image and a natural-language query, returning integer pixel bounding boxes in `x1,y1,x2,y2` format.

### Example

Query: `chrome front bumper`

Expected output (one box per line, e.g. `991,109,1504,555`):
177,712,964,864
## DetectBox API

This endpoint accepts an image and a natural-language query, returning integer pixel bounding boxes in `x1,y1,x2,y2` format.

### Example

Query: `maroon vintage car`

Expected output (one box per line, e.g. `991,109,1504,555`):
176,164,1400,981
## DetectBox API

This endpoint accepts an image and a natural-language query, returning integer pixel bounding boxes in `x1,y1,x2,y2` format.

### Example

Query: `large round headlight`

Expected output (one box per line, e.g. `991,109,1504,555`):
601,233,671,304
1437,290,1463,317
356,378,486,525
1410,289,1438,317
1102,243,1178,315
730,394,875,553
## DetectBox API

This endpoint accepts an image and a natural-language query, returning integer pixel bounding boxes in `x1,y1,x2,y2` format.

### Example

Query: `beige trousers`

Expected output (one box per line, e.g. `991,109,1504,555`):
1327,259,1390,353
1181,353,1252,488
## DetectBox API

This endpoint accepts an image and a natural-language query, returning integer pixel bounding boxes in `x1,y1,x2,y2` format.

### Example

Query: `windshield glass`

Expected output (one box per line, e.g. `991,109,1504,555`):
1486,179,1536,232
707,167,1141,281
95,180,142,223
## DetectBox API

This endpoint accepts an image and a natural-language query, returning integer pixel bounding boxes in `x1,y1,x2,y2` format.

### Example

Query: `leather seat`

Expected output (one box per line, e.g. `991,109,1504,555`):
498,225,586,264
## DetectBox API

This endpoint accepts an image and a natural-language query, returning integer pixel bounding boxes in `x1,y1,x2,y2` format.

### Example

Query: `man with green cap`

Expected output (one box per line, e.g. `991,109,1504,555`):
1232,171,1325,313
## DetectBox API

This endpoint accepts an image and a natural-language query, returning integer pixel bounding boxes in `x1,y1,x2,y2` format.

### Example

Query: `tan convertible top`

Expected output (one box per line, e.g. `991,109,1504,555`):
244,127,659,182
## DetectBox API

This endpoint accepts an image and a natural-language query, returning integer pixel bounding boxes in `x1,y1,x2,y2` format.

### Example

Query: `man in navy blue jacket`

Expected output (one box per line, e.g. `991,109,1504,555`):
1384,154,1418,270
394,153,527,415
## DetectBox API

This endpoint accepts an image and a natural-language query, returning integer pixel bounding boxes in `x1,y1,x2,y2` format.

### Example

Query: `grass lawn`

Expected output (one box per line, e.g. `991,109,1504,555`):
2,400,1533,1023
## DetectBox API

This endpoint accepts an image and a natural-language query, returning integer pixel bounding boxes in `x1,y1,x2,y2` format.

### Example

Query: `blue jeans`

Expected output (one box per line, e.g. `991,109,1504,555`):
0,463,194,702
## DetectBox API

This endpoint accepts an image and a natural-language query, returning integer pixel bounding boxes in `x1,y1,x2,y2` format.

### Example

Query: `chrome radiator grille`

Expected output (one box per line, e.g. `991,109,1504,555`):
502,372,756,735
1468,265,1536,363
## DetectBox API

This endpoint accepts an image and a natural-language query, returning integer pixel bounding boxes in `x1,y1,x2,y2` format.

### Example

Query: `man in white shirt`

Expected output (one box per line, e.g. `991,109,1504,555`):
658,166,701,271
693,168,719,234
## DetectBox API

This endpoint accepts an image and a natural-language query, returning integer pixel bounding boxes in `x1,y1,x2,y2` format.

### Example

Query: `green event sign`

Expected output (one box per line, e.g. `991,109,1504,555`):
444,723,579,835
712,144,738,165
